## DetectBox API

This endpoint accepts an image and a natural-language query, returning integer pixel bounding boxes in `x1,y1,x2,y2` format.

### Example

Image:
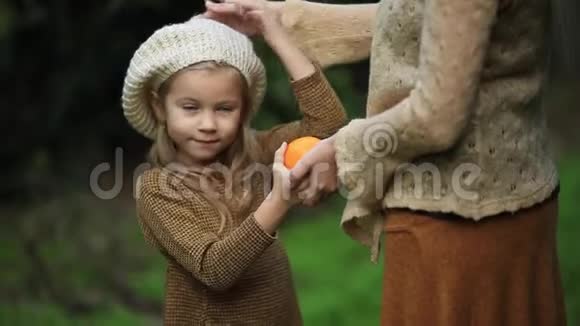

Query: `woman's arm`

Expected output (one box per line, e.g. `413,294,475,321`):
273,0,379,67
333,0,499,254
206,0,379,68
288,0,500,261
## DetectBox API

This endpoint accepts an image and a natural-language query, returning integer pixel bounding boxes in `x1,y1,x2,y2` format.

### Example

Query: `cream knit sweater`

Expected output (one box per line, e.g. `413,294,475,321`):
278,0,559,261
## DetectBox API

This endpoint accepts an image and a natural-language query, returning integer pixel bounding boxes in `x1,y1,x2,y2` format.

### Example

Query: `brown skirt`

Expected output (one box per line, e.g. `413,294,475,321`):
381,191,566,326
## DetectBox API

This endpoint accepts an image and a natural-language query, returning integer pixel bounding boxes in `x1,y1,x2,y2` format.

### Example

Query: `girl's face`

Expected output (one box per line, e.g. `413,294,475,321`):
156,67,245,167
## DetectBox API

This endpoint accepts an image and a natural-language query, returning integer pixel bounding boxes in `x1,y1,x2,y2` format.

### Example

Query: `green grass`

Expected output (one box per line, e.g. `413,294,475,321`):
0,303,154,326
555,155,580,325
2,155,579,325
283,203,383,326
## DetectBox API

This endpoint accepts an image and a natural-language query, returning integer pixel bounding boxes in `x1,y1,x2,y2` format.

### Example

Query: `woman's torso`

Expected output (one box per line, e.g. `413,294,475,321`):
369,0,558,219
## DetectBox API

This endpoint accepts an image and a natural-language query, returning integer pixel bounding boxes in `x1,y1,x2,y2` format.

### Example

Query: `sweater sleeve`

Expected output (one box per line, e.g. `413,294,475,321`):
255,64,347,164
276,0,379,68
333,0,498,261
136,170,276,291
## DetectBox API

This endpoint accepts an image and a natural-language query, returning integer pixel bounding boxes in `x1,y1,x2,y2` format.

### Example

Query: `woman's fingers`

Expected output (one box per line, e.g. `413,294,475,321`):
205,1,245,15
224,0,265,11
295,177,310,193
206,0,262,14
244,9,263,22
300,184,323,207
205,0,271,37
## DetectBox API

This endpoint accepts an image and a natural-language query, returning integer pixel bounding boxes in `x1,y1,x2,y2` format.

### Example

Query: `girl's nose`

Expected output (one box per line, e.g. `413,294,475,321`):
198,111,217,132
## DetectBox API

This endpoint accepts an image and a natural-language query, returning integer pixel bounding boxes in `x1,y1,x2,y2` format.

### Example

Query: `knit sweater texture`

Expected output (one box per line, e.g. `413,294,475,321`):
280,0,558,261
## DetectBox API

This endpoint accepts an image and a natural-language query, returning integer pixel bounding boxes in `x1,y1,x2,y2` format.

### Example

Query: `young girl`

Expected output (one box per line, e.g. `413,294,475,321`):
121,8,346,325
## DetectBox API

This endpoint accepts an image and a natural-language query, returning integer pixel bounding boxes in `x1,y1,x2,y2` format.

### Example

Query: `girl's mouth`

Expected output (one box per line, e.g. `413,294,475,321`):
194,139,220,144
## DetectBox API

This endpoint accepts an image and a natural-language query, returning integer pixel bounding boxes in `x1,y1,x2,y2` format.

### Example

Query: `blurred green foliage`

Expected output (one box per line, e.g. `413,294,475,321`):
0,0,367,200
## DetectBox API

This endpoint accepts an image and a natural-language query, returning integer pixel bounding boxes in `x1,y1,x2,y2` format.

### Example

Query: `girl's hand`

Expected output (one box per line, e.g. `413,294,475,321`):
253,142,298,235
204,0,286,43
270,142,296,206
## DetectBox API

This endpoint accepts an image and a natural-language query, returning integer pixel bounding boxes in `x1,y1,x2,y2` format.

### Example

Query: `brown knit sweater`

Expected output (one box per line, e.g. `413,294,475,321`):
135,66,346,325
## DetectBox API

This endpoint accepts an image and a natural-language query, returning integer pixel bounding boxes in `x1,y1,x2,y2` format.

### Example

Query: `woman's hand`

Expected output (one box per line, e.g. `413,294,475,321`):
204,0,286,43
290,136,339,206
205,0,315,80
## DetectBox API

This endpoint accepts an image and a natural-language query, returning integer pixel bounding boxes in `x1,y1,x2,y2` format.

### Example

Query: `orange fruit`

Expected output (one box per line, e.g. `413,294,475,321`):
284,136,321,169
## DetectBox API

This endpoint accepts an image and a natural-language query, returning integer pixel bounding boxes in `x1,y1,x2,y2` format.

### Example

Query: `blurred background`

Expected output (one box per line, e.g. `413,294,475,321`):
1,0,578,325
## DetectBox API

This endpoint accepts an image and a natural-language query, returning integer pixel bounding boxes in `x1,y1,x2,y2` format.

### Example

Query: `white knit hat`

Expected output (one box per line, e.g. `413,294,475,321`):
121,16,267,139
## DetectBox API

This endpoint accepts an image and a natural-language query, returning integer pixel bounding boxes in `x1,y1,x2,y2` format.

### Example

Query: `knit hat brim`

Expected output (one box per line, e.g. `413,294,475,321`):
121,16,266,139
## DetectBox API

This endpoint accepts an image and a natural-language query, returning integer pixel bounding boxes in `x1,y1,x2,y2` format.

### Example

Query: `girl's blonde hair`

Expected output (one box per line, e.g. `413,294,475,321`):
148,61,264,235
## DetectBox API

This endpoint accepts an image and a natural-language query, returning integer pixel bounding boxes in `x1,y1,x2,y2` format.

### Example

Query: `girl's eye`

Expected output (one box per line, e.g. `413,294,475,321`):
183,105,199,111
217,106,233,112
